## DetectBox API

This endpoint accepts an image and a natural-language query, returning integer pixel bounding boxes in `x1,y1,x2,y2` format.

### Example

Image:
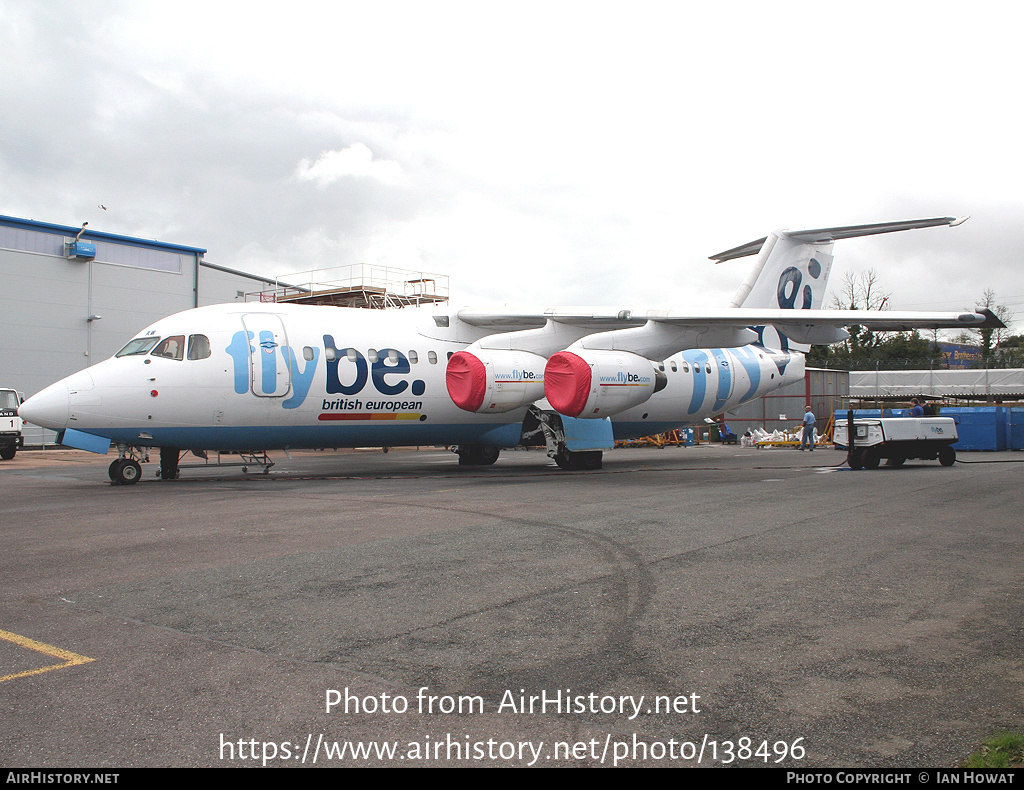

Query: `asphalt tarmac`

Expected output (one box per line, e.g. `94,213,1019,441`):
1,444,1022,768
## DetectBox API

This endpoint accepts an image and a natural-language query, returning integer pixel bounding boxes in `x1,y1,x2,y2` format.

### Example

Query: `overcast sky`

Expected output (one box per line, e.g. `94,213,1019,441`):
2,0,1022,326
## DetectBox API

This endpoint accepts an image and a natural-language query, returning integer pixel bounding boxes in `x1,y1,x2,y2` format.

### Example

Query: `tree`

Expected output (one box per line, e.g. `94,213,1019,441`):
995,334,1024,368
968,289,1014,364
831,269,891,358
833,268,890,312
807,268,940,370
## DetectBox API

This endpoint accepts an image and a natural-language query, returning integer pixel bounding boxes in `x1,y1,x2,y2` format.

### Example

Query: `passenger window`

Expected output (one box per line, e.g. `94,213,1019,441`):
325,347,337,362
408,351,419,364
428,351,438,364
670,361,677,372
151,335,185,360
187,334,211,360
705,364,711,374
682,363,689,373
368,349,379,363
387,349,400,363
346,348,358,362
303,346,315,362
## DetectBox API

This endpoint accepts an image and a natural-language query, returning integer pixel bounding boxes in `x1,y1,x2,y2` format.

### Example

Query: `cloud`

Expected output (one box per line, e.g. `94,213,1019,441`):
295,143,403,188
3,1,1024,319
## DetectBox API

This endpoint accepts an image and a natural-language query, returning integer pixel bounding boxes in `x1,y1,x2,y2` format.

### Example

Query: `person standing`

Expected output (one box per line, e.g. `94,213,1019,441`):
801,405,816,451
909,398,925,417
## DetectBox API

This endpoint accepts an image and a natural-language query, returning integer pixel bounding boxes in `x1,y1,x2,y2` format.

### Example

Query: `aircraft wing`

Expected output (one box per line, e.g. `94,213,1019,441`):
456,215,997,360
457,306,1003,331
456,307,1003,360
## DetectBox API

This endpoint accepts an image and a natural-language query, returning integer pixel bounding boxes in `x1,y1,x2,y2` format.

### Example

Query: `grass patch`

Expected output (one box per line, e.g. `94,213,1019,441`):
962,731,1024,768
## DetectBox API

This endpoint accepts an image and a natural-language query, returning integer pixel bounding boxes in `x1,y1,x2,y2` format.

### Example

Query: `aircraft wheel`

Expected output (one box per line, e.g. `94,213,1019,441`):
457,444,500,466
108,458,124,480
554,449,602,471
886,455,906,468
938,446,956,467
112,458,142,486
862,448,881,470
0,445,15,460
848,449,864,470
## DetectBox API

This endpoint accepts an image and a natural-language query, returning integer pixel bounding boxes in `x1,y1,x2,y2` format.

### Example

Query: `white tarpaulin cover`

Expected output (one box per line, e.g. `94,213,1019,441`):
849,368,1024,398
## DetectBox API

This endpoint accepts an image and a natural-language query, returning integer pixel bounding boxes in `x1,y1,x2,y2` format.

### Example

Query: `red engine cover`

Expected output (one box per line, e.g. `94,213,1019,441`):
446,351,487,412
544,351,592,417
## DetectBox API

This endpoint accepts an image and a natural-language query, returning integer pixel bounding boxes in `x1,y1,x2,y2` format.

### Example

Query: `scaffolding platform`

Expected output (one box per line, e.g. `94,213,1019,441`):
248,264,449,309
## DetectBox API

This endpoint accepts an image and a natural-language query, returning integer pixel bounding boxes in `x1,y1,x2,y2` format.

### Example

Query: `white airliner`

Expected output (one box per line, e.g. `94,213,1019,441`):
20,216,1000,484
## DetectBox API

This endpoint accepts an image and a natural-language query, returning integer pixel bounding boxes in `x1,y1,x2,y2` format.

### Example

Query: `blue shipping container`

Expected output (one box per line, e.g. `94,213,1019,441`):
1007,408,1024,451
941,407,1006,451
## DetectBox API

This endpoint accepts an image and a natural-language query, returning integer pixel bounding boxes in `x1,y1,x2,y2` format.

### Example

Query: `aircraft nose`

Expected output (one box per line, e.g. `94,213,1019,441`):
19,380,70,431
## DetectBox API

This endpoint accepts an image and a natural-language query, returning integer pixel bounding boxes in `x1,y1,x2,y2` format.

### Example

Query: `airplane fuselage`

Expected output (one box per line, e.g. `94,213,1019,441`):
24,301,803,452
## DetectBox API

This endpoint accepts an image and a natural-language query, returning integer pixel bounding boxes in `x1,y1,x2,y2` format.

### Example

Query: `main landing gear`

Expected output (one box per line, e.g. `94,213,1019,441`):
552,447,603,470
522,406,604,471
453,408,605,472
456,444,501,466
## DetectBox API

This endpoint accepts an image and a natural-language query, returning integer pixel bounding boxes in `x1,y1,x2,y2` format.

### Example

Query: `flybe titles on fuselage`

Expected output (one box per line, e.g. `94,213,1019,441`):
225,331,427,413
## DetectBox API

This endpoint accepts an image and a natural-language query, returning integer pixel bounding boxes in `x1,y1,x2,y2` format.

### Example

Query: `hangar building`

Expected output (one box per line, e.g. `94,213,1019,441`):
0,214,276,444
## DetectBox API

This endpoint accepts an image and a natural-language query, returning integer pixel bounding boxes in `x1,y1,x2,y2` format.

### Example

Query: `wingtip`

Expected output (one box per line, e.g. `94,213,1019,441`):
977,307,1006,329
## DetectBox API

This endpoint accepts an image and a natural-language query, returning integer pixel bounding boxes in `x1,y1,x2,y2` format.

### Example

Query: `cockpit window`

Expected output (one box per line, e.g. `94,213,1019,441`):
151,335,186,361
0,390,19,410
115,337,161,357
187,334,211,360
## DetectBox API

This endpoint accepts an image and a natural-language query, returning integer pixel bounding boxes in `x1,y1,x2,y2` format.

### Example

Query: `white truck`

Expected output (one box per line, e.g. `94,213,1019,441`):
833,416,958,470
0,388,24,460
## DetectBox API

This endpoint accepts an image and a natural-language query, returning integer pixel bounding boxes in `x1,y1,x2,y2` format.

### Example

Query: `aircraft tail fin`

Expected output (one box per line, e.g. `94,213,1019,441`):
711,216,967,351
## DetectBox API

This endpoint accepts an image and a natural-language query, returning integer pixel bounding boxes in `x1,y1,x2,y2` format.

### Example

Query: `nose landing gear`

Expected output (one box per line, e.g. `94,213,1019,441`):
108,457,143,485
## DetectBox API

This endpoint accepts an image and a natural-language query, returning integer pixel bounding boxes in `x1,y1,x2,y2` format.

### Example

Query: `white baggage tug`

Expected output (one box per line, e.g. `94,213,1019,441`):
834,415,959,470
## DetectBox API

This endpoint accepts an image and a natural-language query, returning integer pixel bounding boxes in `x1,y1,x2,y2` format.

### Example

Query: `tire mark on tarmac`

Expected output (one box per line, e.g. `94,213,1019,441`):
302,497,660,700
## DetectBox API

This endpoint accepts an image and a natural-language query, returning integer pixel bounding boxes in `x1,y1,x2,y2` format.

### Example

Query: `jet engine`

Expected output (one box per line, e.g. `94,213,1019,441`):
544,349,666,418
446,349,547,413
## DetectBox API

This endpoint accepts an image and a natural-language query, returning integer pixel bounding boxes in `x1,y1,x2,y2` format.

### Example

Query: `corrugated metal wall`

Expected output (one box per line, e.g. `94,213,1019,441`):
725,368,849,435
0,218,272,446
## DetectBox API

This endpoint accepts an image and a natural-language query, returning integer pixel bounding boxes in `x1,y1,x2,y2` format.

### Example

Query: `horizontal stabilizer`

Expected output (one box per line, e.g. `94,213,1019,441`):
710,216,965,262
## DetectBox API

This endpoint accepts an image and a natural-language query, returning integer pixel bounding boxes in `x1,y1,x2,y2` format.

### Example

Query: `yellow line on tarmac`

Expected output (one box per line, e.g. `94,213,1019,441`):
0,628,95,683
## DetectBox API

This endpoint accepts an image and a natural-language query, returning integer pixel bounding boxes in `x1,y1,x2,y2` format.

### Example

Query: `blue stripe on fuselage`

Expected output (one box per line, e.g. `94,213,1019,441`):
711,348,731,411
682,350,708,415
91,421,526,452
733,345,761,402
